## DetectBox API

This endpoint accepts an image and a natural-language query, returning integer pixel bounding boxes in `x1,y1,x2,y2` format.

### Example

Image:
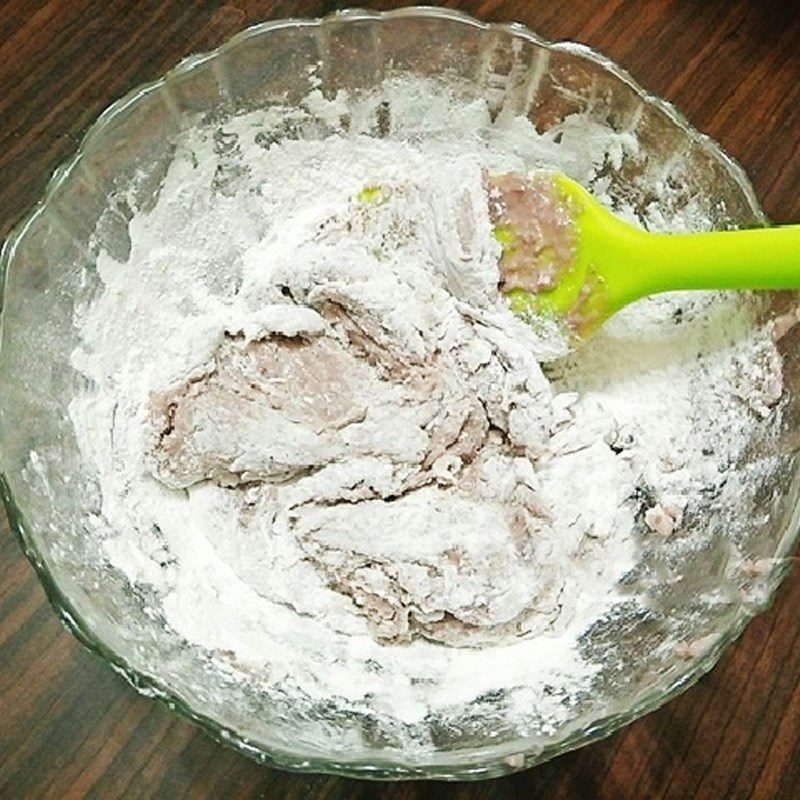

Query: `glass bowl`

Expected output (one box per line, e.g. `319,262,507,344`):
2,6,799,781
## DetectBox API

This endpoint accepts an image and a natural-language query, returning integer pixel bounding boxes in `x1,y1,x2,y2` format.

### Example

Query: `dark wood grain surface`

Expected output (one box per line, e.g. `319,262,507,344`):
2,1,800,797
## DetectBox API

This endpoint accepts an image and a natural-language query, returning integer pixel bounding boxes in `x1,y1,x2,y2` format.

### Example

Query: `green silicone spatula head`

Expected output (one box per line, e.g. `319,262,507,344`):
487,172,800,339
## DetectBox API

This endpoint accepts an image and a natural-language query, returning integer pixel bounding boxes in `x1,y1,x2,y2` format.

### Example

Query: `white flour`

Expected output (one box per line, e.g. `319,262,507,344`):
68,84,784,737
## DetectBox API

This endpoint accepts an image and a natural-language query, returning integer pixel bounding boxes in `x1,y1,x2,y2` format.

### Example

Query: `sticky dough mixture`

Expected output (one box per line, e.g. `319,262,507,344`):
70,86,785,727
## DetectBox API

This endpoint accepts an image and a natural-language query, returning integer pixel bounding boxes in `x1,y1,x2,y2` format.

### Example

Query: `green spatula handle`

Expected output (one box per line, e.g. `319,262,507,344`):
567,180,800,315
620,224,800,301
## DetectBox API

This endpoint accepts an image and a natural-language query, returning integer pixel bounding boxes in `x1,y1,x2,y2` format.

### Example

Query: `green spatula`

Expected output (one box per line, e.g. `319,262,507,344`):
487,172,800,339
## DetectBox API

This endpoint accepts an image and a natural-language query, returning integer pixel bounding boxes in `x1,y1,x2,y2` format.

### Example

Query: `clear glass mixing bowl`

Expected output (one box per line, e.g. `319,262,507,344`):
2,6,799,781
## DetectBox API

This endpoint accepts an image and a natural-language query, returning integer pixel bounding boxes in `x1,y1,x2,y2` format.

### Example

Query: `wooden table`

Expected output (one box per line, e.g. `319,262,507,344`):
2,1,799,797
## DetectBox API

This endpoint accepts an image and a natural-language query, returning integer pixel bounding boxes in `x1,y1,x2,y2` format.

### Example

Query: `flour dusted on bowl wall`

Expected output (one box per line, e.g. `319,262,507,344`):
68,80,785,736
